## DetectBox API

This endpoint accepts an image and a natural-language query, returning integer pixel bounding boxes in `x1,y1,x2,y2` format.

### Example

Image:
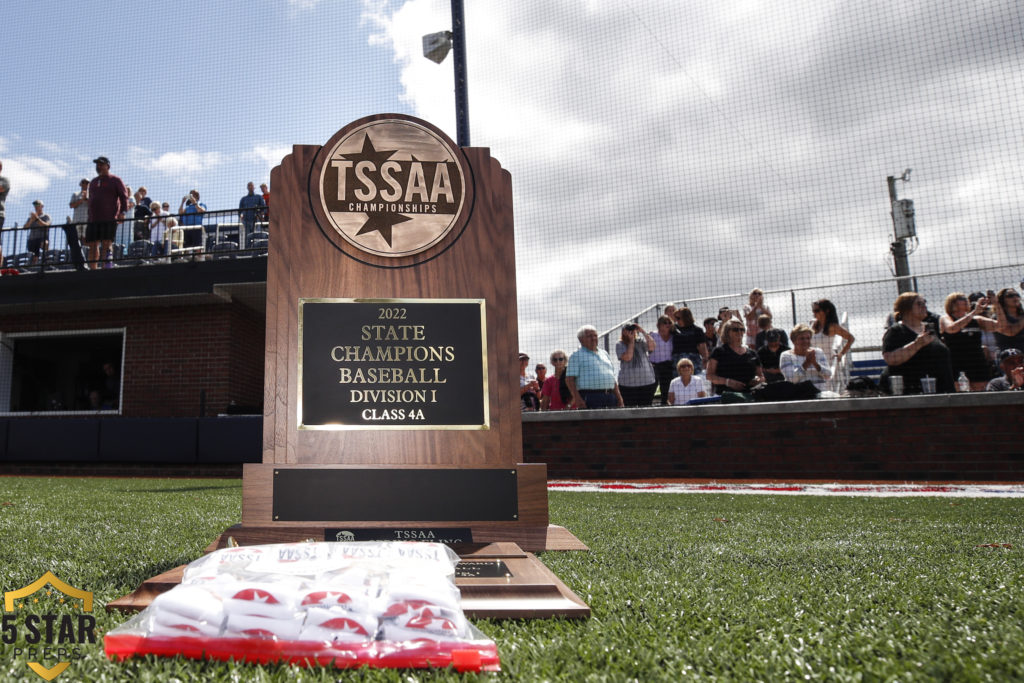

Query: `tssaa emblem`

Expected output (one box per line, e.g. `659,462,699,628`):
2,572,96,681
316,115,469,258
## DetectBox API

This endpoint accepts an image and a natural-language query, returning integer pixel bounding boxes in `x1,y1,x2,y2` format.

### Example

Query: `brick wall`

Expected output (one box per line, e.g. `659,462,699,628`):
522,394,1024,481
0,302,264,417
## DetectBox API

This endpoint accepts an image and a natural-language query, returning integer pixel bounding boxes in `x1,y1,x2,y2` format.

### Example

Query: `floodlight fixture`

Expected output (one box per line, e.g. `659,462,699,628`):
423,31,453,64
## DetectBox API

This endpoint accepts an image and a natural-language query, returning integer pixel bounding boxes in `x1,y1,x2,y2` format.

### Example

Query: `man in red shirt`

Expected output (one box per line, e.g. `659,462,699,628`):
86,156,128,270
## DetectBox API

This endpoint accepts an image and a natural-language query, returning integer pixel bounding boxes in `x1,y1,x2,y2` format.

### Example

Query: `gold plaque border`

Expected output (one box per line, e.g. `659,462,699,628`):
307,114,476,269
297,298,489,431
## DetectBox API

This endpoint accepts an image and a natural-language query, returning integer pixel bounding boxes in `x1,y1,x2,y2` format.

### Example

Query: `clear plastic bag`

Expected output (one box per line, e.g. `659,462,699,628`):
104,541,499,672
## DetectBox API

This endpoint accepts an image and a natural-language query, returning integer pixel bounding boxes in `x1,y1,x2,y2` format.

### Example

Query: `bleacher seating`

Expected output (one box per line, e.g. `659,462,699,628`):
42,249,70,270
850,357,886,382
211,241,239,260
247,230,269,249
123,240,154,266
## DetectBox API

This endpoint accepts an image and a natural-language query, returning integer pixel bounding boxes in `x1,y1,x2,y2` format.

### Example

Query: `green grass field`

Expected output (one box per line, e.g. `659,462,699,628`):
0,477,1022,681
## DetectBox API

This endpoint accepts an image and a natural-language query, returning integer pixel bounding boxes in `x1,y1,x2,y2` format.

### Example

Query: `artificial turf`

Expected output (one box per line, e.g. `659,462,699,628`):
0,477,1021,681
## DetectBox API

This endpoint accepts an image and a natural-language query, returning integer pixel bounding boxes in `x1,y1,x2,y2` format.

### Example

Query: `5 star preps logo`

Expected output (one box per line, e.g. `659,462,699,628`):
313,115,472,264
3,572,96,681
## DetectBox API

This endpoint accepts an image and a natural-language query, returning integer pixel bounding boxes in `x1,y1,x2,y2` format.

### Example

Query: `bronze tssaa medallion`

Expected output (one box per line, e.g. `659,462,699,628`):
316,116,468,259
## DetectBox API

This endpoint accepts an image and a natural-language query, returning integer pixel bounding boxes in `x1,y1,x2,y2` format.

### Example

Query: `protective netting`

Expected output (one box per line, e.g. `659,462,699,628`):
2,0,1020,374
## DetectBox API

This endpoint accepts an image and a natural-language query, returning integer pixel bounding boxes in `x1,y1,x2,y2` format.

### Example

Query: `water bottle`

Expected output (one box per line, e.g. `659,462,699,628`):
957,371,970,393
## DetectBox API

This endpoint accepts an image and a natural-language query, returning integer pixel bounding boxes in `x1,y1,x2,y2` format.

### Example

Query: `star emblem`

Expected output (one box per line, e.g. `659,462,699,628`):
342,133,413,247
355,212,413,247
342,133,398,168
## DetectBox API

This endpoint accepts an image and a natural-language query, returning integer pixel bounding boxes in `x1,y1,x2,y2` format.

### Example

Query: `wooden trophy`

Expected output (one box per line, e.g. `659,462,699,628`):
219,114,586,617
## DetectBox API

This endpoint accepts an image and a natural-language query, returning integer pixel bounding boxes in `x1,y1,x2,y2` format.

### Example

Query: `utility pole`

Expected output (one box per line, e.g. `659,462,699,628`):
887,170,917,294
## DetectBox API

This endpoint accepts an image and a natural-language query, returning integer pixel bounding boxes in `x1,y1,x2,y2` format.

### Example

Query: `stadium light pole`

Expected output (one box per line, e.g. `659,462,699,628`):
887,169,918,295
421,0,470,147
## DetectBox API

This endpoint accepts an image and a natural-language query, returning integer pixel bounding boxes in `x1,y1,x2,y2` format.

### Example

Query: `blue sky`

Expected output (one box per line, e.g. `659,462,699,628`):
2,0,1022,362
0,1,408,215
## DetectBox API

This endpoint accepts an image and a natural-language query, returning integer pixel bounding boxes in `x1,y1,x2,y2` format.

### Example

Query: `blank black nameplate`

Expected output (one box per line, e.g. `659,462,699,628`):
273,468,518,521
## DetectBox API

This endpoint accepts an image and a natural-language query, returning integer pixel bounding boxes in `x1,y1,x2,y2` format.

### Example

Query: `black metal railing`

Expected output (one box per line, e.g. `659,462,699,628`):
0,207,269,273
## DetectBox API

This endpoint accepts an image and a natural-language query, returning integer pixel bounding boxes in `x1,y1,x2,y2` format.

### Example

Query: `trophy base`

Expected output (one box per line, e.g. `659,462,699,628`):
107,538,589,619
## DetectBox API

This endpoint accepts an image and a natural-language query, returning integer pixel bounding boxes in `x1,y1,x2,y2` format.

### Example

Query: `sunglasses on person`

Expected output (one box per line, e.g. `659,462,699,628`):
551,356,566,362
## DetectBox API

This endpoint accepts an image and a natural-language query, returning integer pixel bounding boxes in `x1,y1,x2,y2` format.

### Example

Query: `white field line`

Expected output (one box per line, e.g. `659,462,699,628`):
547,480,1024,497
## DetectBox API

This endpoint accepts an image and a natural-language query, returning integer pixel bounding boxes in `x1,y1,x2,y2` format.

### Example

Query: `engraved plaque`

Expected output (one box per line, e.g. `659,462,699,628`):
299,298,488,429
456,560,512,579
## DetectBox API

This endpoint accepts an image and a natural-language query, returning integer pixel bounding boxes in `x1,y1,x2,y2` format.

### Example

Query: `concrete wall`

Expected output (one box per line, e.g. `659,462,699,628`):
0,394,1020,481
522,393,1024,481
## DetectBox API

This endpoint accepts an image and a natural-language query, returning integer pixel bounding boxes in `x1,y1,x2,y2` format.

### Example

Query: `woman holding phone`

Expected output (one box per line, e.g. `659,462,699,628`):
881,292,954,394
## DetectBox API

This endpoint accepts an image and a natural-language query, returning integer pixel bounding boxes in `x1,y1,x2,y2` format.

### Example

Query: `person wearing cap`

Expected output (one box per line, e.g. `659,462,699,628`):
518,353,540,411
986,348,1024,391
86,156,129,270
25,200,51,265
0,161,11,268
566,325,624,409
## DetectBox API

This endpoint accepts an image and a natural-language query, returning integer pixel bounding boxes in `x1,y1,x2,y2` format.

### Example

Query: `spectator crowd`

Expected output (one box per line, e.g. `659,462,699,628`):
521,286,1024,411
0,156,269,272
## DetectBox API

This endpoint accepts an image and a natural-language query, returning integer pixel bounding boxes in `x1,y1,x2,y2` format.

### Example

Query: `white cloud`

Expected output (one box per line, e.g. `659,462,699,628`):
128,147,226,177
1,155,69,205
363,0,1024,359
250,144,292,174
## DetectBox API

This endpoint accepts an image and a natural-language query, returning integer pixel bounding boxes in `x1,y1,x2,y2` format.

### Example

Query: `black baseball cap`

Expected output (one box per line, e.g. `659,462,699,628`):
997,348,1022,365
93,156,111,165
